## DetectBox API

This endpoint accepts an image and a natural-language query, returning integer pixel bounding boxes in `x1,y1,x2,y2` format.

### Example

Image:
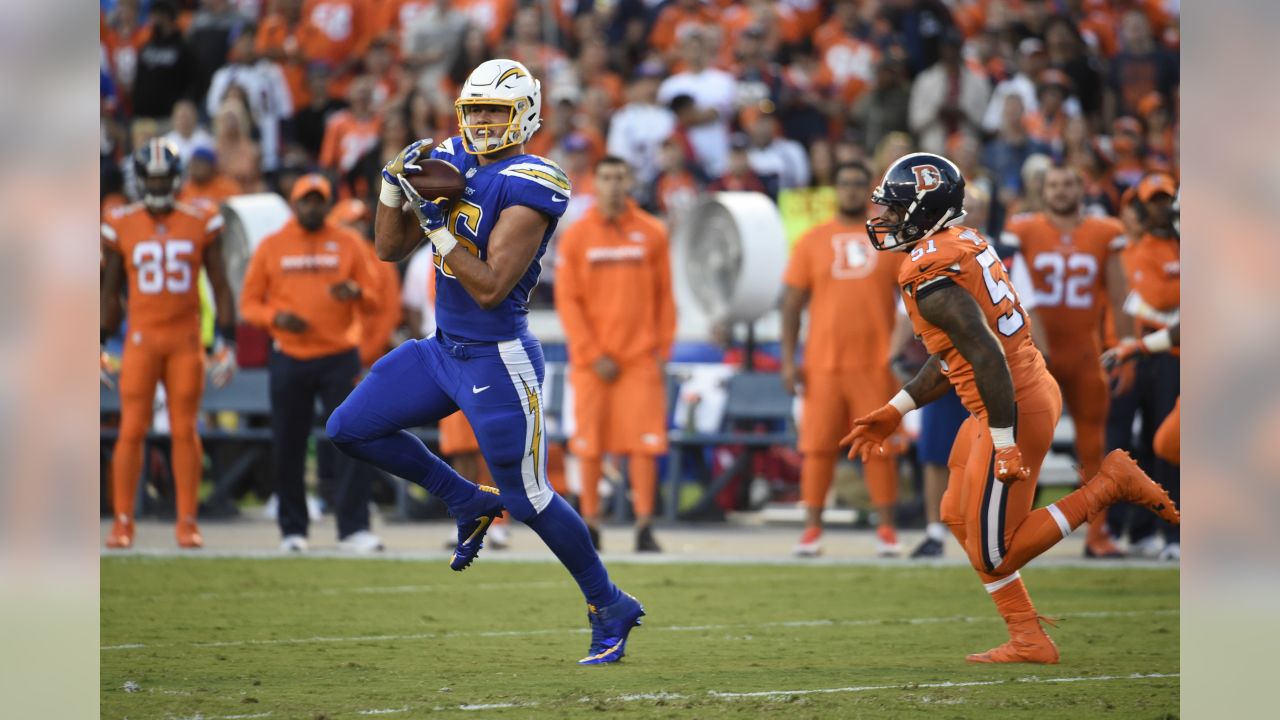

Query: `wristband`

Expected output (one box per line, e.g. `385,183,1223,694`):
990,426,1016,449
888,389,917,415
379,177,404,208
427,227,459,257
216,324,237,346
1140,328,1173,354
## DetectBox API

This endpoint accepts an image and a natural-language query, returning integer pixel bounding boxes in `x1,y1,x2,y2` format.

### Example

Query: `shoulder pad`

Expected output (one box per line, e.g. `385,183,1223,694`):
499,158,572,198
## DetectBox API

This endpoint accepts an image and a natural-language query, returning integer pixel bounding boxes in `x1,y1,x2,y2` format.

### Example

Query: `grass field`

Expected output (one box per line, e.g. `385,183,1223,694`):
101,556,1179,719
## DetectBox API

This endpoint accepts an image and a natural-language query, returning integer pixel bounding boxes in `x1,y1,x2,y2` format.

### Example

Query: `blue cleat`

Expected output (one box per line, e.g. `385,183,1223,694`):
449,485,504,571
578,592,645,665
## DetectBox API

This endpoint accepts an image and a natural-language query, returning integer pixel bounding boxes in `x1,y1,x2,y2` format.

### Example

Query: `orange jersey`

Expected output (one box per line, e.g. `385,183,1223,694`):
1002,213,1125,359
319,111,382,173
783,217,902,371
648,5,717,54
554,202,676,367
177,175,243,214
354,239,402,367
101,202,223,334
300,0,372,66
255,14,317,108
1122,232,1180,346
898,226,1049,420
240,218,382,360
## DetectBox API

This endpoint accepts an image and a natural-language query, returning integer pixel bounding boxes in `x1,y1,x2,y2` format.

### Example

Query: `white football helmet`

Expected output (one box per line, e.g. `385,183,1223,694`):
455,59,542,155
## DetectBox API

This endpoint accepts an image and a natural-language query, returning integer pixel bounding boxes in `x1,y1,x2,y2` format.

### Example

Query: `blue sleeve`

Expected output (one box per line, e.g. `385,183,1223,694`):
428,136,468,175
496,157,572,220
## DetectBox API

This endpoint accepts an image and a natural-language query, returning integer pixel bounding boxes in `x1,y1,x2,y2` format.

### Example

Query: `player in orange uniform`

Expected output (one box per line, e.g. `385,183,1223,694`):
844,153,1179,663
101,140,238,549
782,161,905,557
1001,163,1133,558
555,156,676,553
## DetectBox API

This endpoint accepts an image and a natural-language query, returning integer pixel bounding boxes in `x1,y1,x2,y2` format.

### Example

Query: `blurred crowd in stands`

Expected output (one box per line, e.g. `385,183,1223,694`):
102,0,1179,274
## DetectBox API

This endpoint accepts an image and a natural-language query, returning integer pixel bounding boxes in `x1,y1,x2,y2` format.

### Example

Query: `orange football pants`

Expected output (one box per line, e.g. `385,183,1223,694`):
941,374,1068,582
799,368,898,512
111,327,205,523
569,358,667,521
1049,357,1108,480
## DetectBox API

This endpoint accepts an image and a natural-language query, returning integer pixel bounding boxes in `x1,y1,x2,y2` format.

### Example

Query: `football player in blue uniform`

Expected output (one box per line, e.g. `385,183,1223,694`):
326,59,644,665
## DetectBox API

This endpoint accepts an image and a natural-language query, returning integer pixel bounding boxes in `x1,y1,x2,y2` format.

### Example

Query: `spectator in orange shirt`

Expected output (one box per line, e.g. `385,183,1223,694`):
649,135,702,226
649,0,717,61
556,156,677,553
1025,70,1074,151
240,174,385,552
320,75,383,176
300,0,372,71
177,146,243,212
452,0,516,47
256,0,315,110
781,161,905,557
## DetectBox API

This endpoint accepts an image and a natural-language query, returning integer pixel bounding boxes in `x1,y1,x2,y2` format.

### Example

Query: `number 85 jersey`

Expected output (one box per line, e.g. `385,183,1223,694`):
101,201,222,336
898,226,1050,419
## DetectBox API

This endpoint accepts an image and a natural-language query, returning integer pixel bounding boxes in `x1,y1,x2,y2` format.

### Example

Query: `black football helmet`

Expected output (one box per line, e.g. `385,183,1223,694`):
133,138,183,212
866,152,966,251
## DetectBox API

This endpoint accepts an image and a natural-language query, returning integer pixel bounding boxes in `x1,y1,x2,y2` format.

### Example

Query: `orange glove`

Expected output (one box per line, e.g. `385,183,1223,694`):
841,404,905,462
993,445,1030,483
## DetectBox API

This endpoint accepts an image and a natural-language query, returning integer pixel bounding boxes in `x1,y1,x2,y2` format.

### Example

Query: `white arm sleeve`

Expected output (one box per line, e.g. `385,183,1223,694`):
1010,253,1038,311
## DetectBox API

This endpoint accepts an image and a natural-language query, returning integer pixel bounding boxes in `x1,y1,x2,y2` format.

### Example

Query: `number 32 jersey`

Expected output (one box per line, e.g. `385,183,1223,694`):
1001,213,1125,362
898,226,1049,420
101,201,223,336
428,136,571,341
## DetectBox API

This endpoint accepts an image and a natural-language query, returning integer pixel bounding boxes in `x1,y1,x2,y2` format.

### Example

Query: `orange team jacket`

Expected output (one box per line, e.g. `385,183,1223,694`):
1122,232,1180,339
1002,212,1126,362
554,201,676,367
177,175,243,214
899,226,1050,420
300,0,372,66
240,217,382,360
320,111,382,174
783,217,903,371
354,238,402,366
101,201,224,335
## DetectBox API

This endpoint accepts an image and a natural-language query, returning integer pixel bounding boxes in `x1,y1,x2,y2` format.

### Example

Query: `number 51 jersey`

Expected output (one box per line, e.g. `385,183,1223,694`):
101,201,223,338
898,226,1050,420
428,136,571,342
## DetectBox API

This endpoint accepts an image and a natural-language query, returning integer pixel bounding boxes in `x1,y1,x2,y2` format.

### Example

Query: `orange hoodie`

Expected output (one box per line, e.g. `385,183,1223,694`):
240,217,382,360
555,200,676,366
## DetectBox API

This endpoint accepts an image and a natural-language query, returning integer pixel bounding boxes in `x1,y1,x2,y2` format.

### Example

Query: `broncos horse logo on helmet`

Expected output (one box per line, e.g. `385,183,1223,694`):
866,152,967,251
133,138,183,213
454,59,543,155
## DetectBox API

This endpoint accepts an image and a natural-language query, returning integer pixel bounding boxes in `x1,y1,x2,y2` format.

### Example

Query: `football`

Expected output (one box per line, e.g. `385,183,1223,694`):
404,159,467,207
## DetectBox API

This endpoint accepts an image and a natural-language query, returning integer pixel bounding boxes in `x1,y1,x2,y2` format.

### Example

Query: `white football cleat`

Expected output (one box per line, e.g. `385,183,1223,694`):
488,522,510,550
280,535,309,553
1158,542,1180,561
793,527,822,557
338,530,384,554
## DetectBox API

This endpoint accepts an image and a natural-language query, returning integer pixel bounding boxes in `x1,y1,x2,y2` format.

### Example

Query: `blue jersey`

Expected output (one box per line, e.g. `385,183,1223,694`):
428,136,571,341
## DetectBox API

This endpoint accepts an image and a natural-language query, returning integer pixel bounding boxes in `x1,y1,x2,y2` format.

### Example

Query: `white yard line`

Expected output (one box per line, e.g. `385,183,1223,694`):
139,672,1178,718
101,609,1176,652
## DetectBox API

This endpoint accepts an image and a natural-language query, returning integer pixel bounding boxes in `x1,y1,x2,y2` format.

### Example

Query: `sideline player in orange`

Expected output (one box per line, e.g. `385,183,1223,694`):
844,153,1179,663
101,140,238,549
555,155,676,552
1001,163,1133,558
781,160,905,557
